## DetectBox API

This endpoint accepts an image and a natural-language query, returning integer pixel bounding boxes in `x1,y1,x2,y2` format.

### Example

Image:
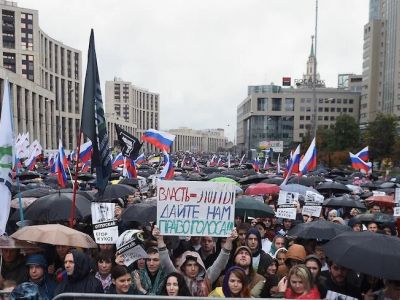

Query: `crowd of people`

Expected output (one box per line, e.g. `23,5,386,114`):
1,156,400,300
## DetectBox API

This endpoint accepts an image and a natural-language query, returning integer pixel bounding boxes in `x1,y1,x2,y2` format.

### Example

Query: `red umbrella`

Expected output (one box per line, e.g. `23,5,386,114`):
245,183,280,195
365,195,395,207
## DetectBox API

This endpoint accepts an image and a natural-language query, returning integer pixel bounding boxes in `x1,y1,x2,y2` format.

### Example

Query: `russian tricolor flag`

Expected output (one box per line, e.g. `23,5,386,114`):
81,160,91,173
24,154,36,171
299,138,317,175
79,141,93,163
252,156,260,173
350,152,371,173
281,144,301,186
112,152,124,169
160,151,174,180
141,129,175,152
263,157,270,170
355,146,368,162
124,158,137,178
134,153,146,167
209,155,217,167
56,140,68,188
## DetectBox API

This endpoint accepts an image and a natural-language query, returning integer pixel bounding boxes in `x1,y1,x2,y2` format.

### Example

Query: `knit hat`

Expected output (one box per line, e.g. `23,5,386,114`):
286,244,306,262
234,246,252,258
26,254,48,269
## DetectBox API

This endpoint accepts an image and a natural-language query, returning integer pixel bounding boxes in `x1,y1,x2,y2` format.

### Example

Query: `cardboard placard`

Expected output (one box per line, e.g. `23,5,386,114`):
91,203,119,244
278,191,299,206
157,180,235,237
275,207,297,220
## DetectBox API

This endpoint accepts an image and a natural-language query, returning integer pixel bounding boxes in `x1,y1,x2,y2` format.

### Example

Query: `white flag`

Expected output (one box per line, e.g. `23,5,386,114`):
0,79,14,234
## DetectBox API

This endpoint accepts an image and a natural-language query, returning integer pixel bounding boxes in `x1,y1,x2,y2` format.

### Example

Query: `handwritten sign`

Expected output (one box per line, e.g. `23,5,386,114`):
276,207,297,220
302,205,322,218
91,203,119,244
157,180,235,237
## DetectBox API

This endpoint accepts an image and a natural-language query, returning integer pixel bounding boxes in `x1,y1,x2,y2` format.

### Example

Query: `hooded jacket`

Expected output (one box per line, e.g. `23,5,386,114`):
26,254,56,299
277,244,307,277
54,249,103,297
245,228,273,275
159,247,231,296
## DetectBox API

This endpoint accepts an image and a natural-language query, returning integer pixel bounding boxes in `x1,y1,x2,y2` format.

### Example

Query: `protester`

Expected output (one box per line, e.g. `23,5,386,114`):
274,247,287,267
268,235,286,256
54,249,103,296
218,246,265,297
25,254,56,299
153,225,238,296
277,244,307,278
259,259,280,298
254,221,272,253
161,272,191,296
94,251,113,293
236,223,250,247
107,265,139,296
245,228,273,275
0,249,27,284
277,264,321,299
208,266,251,297
197,237,216,264
131,247,167,295
319,259,361,299
0,280,16,300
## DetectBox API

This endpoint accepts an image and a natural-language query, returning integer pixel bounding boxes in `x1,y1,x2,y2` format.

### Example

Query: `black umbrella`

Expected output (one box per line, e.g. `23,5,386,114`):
14,187,56,199
121,202,156,224
118,178,140,188
323,231,400,280
316,182,352,195
288,219,352,240
235,196,275,218
262,177,284,185
238,174,270,185
59,188,94,201
11,182,27,197
288,176,322,187
95,184,136,201
77,173,95,181
16,171,42,181
25,182,54,190
349,213,396,226
323,194,366,210
10,192,91,222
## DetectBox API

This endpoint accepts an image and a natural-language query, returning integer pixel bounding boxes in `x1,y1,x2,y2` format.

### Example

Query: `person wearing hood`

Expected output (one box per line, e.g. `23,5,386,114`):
245,228,273,275
54,249,103,296
25,254,56,299
277,243,307,278
217,246,266,297
209,266,251,297
152,225,238,297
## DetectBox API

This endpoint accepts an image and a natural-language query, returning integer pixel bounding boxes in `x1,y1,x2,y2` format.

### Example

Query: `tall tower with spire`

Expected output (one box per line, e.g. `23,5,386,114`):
303,35,323,85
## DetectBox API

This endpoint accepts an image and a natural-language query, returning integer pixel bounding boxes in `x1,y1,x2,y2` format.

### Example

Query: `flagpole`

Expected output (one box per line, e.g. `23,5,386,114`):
69,130,83,228
15,165,25,225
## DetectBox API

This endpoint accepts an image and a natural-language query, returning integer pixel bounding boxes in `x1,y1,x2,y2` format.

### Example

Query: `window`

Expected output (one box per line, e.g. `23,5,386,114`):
306,98,312,103
285,98,294,111
349,99,354,104
257,97,267,111
300,124,304,129
337,99,342,104
337,108,341,112
343,108,348,113
318,116,323,120
349,108,353,113
343,99,348,104
331,107,335,112
300,116,304,120
306,116,311,120
272,98,282,111
324,107,329,112
306,107,311,112
324,116,328,121
318,107,323,112
330,116,335,121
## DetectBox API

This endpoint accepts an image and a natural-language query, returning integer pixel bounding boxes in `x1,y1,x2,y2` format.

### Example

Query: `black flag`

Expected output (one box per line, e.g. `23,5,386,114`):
115,124,142,160
81,29,112,195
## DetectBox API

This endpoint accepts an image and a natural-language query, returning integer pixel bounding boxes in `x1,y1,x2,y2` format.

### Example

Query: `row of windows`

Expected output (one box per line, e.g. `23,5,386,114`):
300,107,354,113
301,98,355,104
257,98,295,112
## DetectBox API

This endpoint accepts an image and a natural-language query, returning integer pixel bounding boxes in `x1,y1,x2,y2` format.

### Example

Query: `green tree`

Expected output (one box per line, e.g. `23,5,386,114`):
332,114,360,151
365,113,398,162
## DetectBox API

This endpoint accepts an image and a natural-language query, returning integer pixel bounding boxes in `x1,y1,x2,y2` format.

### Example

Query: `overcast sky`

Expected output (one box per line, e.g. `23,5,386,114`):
20,0,368,141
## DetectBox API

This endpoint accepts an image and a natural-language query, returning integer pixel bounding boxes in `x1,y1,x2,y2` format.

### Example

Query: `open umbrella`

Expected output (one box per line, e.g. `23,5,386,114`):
0,235,40,250
121,202,157,224
95,184,136,201
245,183,280,195
316,182,352,195
323,231,400,280
235,196,275,218
11,224,97,248
281,184,320,196
365,195,395,207
323,194,366,210
349,213,396,225
10,197,37,209
262,177,284,185
209,177,240,186
288,219,352,240
288,176,324,187
10,192,91,222
15,187,55,199
119,178,140,188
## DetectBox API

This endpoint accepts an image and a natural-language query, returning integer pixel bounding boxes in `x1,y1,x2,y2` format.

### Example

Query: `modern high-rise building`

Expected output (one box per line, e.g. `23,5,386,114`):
105,78,160,153
0,0,82,150
361,0,400,126
236,40,361,155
